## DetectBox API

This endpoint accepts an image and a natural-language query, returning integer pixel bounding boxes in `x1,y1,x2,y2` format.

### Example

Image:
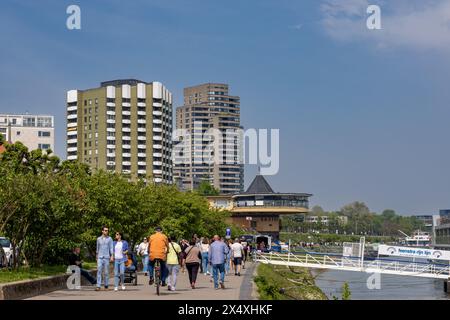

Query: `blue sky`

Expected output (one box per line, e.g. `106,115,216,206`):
1,0,450,215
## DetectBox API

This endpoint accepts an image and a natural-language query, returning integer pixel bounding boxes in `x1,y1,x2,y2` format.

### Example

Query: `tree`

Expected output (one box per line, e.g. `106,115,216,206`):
196,180,219,196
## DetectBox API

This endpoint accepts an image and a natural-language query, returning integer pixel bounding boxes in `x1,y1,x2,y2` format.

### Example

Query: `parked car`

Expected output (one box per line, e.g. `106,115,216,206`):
0,237,12,267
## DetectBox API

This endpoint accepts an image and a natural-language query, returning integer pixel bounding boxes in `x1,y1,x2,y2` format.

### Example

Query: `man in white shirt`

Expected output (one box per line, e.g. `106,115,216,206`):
230,238,244,276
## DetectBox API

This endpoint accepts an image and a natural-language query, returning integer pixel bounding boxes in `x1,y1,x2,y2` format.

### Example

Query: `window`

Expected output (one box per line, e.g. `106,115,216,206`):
38,144,51,150
38,131,51,137
37,117,52,128
23,117,35,127
16,131,20,136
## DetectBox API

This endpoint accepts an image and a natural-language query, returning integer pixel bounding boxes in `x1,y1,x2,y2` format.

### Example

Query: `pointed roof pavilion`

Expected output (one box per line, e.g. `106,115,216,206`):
245,175,275,194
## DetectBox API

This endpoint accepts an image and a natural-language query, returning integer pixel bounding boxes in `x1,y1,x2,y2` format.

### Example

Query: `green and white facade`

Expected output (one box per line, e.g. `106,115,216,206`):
66,79,173,183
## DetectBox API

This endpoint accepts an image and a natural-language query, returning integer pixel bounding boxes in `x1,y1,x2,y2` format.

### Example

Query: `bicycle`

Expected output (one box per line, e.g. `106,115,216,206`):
152,258,162,296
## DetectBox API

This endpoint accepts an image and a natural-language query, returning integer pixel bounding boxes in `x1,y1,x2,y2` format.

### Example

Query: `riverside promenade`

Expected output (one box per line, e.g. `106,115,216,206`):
29,262,256,300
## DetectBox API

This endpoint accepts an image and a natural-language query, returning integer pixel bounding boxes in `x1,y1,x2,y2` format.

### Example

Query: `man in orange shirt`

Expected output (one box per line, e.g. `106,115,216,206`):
148,226,169,286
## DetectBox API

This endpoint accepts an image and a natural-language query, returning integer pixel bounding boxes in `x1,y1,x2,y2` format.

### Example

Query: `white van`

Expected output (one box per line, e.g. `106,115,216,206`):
0,237,12,267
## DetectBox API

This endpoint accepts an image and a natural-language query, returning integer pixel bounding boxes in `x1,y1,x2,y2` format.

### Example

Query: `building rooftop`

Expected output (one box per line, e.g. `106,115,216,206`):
245,175,274,194
100,79,148,87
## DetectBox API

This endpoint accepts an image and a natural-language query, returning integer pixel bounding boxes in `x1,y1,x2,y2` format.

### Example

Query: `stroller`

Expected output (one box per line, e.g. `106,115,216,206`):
123,252,138,286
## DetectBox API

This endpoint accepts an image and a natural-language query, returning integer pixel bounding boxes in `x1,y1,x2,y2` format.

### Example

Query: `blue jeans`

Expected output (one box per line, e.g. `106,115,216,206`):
97,257,110,288
114,260,125,287
212,263,225,288
148,259,167,283
142,254,149,272
224,256,231,273
201,252,210,274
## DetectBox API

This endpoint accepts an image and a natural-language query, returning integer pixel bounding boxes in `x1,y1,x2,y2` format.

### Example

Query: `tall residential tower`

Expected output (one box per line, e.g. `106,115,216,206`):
66,79,173,183
174,83,243,193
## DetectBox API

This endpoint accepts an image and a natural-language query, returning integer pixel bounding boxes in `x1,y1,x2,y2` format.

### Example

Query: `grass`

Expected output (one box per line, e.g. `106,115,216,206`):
254,263,327,300
0,262,96,284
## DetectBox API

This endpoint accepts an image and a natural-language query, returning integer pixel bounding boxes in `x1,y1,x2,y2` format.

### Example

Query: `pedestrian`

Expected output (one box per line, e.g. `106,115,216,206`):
200,238,211,276
227,239,234,273
96,226,114,291
241,238,248,269
184,239,202,289
113,232,129,291
137,237,149,276
231,238,244,276
208,235,229,290
180,239,189,274
225,241,231,275
68,247,96,287
166,236,182,291
148,226,169,286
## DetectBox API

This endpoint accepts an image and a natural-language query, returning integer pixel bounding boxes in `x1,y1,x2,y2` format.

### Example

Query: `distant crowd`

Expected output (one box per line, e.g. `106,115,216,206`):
69,226,252,292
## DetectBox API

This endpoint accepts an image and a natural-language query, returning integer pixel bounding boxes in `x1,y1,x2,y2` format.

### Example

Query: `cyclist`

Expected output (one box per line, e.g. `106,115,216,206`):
148,226,169,286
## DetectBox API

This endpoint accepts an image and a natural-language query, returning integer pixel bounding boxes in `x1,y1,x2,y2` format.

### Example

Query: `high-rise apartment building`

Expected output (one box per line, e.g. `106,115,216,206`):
66,79,173,183
0,114,54,151
174,83,243,193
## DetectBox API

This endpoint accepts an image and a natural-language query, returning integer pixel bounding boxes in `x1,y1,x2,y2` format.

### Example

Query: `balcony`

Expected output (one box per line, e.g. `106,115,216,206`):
123,153,131,157
153,128,162,133
107,102,116,107
138,161,147,166
107,119,116,124
122,102,131,107
153,161,163,166
67,130,77,136
153,111,162,116
107,127,116,132
138,144,146,149
67,147,78,152
67,138,78,144
122,136,131,141
138,102,146,107
107,161,115,166
153,178,163,183
153,170,163,175
67,105,78,112
67,122,77,128
153,119,162,125
153,102,162,107
122,127,131,132
123,145,131,149
123,161,131,166
137,127,146,132
138,169,147,175
122,119,131,124
107,153,116,157
138,136,146,141
67,155,78,160
137,119,146,124
122,111,131,116
138,153,147,157
153,136,162,141
106,144,115,149
138,111,146,116
153,144,162,149
106,110,116,116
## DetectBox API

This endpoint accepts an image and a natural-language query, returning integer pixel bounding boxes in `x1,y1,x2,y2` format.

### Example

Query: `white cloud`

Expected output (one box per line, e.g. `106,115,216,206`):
320,0,450,52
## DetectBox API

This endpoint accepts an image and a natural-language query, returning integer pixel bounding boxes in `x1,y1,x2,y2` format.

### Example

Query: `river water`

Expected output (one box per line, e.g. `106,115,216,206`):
313,268,450,300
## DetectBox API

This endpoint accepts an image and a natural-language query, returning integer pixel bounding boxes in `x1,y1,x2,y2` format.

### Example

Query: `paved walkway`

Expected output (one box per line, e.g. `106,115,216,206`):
29,263,256,300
